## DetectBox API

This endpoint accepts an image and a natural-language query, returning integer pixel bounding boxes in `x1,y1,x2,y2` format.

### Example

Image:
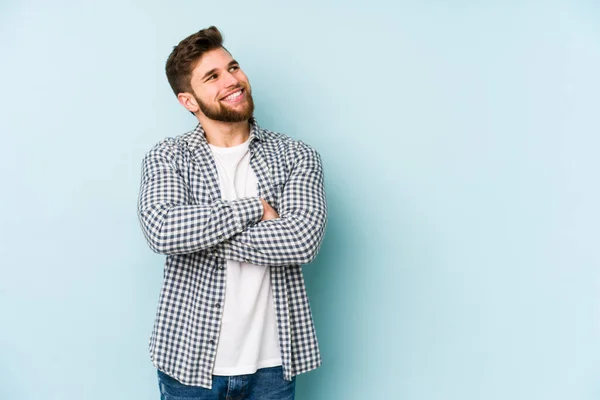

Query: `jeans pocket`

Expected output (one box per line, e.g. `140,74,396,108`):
157,370,214,399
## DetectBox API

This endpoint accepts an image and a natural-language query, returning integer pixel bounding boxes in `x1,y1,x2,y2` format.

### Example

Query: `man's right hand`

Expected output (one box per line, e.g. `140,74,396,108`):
260,198,279,221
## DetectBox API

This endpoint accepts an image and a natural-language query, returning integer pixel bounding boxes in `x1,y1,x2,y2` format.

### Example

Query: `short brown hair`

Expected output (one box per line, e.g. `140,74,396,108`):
165,26,225,96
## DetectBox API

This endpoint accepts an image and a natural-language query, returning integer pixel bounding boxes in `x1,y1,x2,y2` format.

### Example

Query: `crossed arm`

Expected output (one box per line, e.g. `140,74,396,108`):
137,140,327,266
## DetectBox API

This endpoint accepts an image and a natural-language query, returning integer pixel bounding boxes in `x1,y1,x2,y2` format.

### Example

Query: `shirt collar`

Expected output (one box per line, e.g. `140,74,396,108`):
185,117,264,150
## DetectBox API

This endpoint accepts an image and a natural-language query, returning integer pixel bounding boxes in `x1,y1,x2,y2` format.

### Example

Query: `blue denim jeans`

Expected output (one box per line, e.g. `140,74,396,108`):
157,366,295,400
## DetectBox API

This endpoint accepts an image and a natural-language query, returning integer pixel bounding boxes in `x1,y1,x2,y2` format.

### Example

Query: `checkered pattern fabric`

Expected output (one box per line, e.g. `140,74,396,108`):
137,118,327,389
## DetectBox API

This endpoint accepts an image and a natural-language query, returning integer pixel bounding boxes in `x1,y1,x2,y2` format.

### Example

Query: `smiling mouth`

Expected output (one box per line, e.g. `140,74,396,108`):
221,89,245,103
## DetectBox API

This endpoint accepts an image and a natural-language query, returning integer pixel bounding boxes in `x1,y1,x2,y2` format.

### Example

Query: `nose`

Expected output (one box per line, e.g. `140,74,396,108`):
223,70,239,88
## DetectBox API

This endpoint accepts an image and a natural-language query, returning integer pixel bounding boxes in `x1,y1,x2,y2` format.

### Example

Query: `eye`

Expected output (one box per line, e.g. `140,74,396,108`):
229,65,240,72
207,73,218,81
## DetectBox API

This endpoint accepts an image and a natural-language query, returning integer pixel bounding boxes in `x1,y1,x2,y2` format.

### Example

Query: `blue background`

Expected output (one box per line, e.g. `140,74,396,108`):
1,1,599,399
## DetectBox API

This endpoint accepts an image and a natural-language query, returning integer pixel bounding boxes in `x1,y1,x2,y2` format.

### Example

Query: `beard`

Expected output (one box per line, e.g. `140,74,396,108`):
194,86,255,123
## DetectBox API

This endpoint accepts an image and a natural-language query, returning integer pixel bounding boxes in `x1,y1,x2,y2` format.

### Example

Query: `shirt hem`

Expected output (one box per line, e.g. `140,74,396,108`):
212,358,283,376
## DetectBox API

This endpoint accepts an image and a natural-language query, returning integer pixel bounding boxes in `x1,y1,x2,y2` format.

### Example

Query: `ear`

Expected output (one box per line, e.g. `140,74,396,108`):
177,92,200,114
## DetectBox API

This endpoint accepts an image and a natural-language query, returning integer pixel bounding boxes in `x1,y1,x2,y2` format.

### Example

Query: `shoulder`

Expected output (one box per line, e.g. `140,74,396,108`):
143,129,196,161
140,130,198,174
258,127,321,161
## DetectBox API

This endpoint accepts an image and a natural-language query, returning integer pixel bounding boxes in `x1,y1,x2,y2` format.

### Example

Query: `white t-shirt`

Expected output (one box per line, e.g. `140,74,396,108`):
208,138,282,376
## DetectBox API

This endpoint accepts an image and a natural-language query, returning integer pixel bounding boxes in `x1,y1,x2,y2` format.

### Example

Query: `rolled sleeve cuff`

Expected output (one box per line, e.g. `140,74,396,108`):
229,197,263,231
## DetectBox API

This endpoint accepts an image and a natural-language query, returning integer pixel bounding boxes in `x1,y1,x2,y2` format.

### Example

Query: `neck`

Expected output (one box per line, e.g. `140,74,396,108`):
197,115,251,147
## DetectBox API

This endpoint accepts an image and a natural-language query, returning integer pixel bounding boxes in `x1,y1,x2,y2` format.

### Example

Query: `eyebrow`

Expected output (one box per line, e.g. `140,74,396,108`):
201,60,239,81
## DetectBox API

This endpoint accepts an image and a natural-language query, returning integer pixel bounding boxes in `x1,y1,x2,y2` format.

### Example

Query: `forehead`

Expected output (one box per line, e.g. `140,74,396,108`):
192,47,234,76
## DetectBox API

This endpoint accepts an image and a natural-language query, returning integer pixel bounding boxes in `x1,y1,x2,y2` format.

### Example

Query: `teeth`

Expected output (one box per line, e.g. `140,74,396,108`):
224,90,242,101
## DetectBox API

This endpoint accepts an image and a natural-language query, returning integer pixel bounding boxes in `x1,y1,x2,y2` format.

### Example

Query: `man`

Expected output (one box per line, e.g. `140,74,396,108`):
137,26,327,399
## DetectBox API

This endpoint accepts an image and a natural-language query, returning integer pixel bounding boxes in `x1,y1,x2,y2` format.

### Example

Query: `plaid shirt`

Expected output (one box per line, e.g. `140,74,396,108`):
137,118,327,388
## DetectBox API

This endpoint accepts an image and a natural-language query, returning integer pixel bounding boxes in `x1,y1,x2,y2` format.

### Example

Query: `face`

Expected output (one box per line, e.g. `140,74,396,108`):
182,47,254,123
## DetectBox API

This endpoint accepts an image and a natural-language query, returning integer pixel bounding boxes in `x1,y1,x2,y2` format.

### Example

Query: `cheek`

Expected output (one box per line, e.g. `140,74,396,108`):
238,72,250,85
201,88,220,102
192,82,220,102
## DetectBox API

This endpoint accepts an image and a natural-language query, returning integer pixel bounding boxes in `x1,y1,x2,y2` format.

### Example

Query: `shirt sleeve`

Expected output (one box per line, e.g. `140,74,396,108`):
209,145,327,266
137,140,264,255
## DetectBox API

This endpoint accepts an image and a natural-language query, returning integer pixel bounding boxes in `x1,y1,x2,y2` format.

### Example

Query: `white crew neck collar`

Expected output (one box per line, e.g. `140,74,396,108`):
208,137,251,154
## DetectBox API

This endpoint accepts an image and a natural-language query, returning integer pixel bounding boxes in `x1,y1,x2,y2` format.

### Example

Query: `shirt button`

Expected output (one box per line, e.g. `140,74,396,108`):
209,339,215,345
217,235,223,240
215,303,221,308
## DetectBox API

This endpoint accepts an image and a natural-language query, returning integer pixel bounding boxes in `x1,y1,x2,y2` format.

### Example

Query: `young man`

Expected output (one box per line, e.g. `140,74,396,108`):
137,26,327,399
